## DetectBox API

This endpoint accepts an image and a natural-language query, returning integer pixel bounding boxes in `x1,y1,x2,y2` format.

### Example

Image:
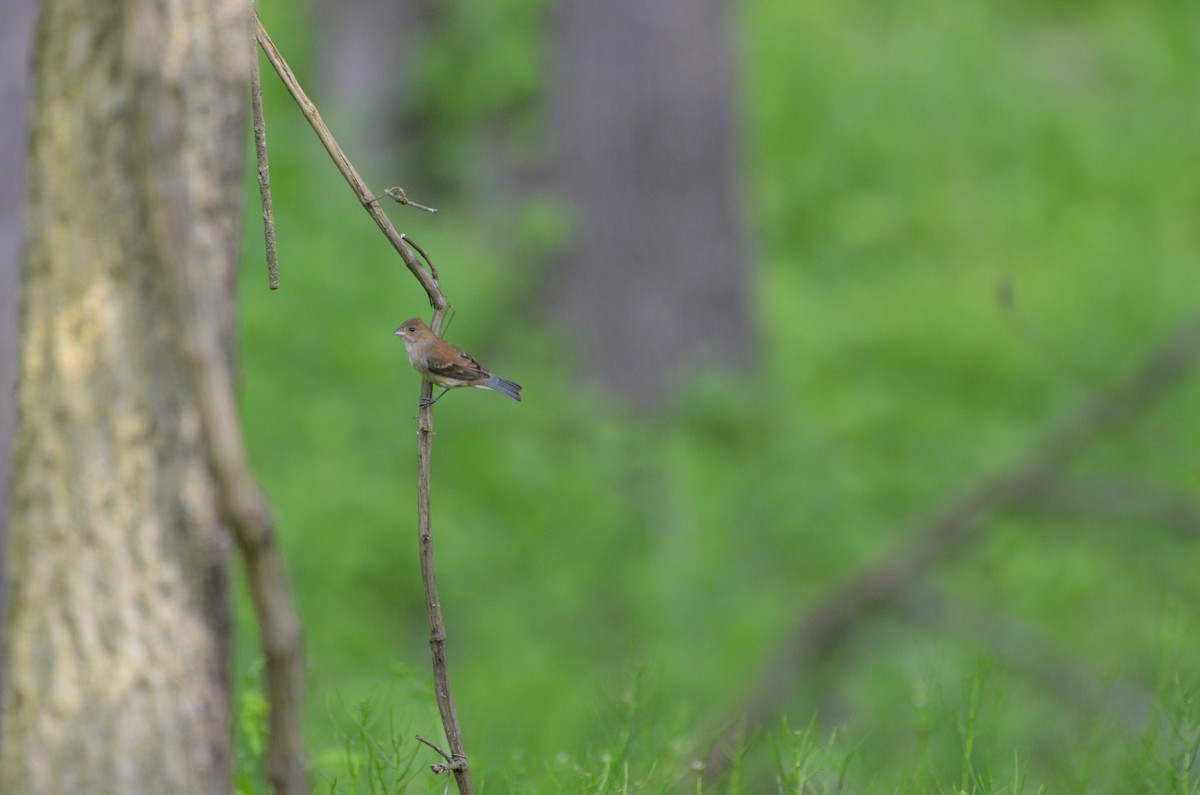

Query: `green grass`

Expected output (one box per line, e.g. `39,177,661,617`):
235,0,1200,790
236,660,1200,793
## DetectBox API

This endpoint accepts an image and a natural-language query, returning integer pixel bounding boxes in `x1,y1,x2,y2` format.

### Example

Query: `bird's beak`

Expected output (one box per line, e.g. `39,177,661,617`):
393,328,405,337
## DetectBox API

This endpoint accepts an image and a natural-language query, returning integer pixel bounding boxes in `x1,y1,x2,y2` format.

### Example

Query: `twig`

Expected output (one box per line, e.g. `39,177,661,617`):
413,336,473,794
372,186,439,214
703,317,1200,781
401,234,439,282
253,12,473,794
415,734,454,764
249,23,279,289
252,11,445,311
166,251,307,793
416,733,468,775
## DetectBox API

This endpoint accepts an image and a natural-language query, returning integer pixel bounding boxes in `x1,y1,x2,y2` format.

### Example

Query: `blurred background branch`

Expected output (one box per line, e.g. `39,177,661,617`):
707,318,1200,781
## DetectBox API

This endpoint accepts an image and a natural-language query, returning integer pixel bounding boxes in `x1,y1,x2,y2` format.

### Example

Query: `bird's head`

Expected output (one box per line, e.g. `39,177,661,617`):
394,318,432,345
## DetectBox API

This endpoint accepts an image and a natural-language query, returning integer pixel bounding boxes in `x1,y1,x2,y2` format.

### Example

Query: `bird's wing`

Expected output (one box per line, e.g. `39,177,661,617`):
425,350,491,383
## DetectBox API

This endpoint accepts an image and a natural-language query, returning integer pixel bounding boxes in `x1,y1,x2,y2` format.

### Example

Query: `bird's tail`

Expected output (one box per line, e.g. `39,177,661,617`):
489,376,522,402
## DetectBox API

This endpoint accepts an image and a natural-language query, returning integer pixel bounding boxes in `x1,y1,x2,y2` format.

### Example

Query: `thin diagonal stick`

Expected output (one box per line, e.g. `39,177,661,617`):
252,11,444,311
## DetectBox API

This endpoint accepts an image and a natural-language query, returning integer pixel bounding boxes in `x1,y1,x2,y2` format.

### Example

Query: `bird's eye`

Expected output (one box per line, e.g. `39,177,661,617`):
408,326,416,333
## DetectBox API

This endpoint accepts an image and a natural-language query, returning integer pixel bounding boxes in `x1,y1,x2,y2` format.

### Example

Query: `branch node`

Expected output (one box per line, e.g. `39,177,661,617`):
417,735,469,776
416,734,453,763
371,186,439,214
431,757,469,775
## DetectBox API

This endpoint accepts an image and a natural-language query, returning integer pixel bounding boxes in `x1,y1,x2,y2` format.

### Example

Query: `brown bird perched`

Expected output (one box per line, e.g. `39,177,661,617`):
394,317,523,408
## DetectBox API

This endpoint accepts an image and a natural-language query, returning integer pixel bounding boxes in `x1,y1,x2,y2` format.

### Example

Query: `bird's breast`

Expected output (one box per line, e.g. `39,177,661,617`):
403,343,423,369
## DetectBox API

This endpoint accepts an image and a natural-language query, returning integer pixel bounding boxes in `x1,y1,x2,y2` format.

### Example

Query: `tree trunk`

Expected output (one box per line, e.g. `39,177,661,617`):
312,0,422,172
1,0,249,792
547,0,754,402
0,0,39,723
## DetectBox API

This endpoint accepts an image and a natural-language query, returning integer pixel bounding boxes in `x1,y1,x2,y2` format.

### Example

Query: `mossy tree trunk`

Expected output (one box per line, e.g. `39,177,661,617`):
1,0,250,792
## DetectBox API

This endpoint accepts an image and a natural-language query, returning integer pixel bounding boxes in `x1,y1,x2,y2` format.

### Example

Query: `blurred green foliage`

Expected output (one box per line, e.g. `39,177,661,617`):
239,0,1200,790
399,0,552,192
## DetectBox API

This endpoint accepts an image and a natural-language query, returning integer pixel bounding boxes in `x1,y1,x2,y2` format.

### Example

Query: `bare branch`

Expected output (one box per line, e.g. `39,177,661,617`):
415,734,454,764
372,186,438,214
1024,474,1200,536
704,318,1200,780
414,355,473,794
161,167,307,793
249,29,278,290
401,234,439,283
253,13,473,793
252,11,445,311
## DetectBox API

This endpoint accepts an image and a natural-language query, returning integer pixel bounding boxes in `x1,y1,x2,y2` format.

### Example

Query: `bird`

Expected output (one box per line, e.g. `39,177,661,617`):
394,317,522,408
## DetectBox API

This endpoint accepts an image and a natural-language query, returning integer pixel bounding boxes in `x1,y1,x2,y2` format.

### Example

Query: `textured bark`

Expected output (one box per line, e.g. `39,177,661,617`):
548,0,753,401
0,0,39,723
1,0,249,792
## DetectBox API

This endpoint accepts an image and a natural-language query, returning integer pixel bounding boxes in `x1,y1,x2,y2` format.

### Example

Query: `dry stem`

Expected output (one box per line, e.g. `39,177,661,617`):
249,27,279,290
252,12,472,793
251,12,444,311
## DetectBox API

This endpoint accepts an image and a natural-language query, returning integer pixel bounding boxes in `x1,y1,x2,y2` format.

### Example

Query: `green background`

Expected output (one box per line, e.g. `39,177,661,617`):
237,1,1200,791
